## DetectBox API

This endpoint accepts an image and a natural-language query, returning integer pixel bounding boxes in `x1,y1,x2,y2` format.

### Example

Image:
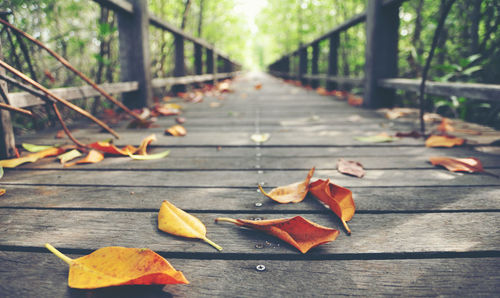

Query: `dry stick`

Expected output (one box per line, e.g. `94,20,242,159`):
419,0,456,135
0,101,32,116
0,18,143,121
0,73,86,146
0,59,120,138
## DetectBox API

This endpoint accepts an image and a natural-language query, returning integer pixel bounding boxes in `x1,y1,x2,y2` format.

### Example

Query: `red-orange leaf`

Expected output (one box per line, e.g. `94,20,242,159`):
64,150,104,167
258,167,315,203
309,179,356,235
89,141,137,156
215,216,338,253
45,243,188,289
429,156,486,174
337,159,365,178
425,135,464,147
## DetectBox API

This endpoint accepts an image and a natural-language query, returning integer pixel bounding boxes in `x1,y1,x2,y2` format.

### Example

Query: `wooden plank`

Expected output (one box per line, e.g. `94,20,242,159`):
0,210,498,254
7,81,139,108
379,78,500,102
1,168,499,188
0,185,498,211
0,251,498,297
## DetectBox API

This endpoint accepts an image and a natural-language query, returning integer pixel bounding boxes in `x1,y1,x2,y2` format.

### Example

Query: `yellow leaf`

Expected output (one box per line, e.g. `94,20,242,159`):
136,134,157,155
259,167,315,203
0,147,65,168
158,200,222,251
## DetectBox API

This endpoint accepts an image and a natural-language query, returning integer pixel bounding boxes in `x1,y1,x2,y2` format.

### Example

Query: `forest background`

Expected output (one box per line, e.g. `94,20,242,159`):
1,0,499,132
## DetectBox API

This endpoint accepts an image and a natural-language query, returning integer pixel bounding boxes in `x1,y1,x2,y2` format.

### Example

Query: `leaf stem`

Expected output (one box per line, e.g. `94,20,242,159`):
45,243,73,265
202,237,223,251
341,219,352,236
215,217,240,225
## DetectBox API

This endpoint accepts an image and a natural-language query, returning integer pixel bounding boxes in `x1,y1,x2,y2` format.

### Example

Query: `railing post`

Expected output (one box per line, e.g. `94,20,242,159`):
206,48,216,85
173,33,186,93
299,47,308,86
311,42,319,88
364,0,400,108
117,0,153,108
194,43,203,75
327,33,339,91
0,40,16,159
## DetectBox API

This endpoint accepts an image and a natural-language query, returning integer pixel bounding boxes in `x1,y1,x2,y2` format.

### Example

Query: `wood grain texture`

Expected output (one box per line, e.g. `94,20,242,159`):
1,251,498,297
0,210,498,255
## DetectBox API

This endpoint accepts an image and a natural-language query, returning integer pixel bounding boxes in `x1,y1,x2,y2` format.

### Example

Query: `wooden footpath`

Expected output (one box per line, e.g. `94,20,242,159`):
1,72,499,297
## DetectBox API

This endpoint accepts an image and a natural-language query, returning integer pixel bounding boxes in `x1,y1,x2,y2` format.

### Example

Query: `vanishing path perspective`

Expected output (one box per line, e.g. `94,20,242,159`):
0,72,499,297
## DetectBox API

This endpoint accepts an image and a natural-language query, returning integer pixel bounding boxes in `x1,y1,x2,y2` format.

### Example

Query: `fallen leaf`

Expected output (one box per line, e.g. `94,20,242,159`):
127,118,155,129
64,150,104,167
45,243,188,289
355,132,399,143
158,200,222,251
425,135,464,147
0,166,3,179
163,103,183,110
0,189,5,196
152,106,180,117
259,167,315,203
215,216,338,253
176,117,186,124
165,125,187,136
209,102,221,108
316,87,328,95
251,133,270,143
254,83,262,90
136,134,156,155
395,131,422,138
429,156,491,175
57,149,82,164
22,143,55,152
0,147,65,168
309,179,356,235
437,118,454,133
347,94,363,106
89,141,137,156
337,159,365,178
55,130,65,139
129,150,170,160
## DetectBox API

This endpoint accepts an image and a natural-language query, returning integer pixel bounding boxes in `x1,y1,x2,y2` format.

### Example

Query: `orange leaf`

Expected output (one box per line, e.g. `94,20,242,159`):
437,118,454,133
64,150,104,167
165,125,187,136
309,179,356,235
425,135,464,147
0,147,65,168
55,130,65,139
216,216,339,254
347,94,363,106
254,83,262,90
337,159,365,178
429,156,486,174
45,243,188,289
158,200,222,251
89,141,137,156
136,134,156,155
258,167,315,203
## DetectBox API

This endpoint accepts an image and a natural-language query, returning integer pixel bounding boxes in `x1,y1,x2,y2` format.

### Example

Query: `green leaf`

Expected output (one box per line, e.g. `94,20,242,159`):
57,149,82,164
0,166,3,179
22,143,54,153
462,65,482,76
129,150,170,160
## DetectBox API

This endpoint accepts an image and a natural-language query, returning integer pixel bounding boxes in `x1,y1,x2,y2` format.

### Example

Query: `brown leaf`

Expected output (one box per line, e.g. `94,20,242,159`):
259,167,315,203
45,243,188,289
215,216,339,253
254,83,262,90
176,117,186,124
309,179,356,235
337,159,365,178
425,135,464,147
347,94,363,106
165,125,187,136
64,150,104,167
429,156,493,176
395,131,422,138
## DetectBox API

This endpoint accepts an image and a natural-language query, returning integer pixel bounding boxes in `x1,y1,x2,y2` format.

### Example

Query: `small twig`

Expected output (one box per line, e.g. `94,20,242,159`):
0,101,32,116
419,0,456,135
51,103,86,148
0,59,120,138
0,18,143,121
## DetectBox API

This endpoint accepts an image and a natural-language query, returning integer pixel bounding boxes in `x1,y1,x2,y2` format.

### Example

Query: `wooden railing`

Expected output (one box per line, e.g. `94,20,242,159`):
0,0,240,158
268,0,500,108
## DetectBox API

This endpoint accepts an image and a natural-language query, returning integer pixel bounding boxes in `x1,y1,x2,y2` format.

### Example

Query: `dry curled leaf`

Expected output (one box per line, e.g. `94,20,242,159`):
309,179,356,235
215,216,339,253
165,125,187,136
45,243,188,289
250,133,270,143
429,156,495,177
136,134,156,155
254,83,262,90
0,147,65,168
425,135,464,147
64,150,104,167
89,141,137,156
57,149,82,164
22,143,54,152
337,159,365,178
0,189,5,196
158,200,222,251
259,167,315,203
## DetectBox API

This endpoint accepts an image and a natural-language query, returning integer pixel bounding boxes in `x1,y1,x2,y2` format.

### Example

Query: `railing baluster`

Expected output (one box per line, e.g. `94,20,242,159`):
299,47,308,86
173,33,186,93
327,33,339,91
311,42,319,89
194,43,203,75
